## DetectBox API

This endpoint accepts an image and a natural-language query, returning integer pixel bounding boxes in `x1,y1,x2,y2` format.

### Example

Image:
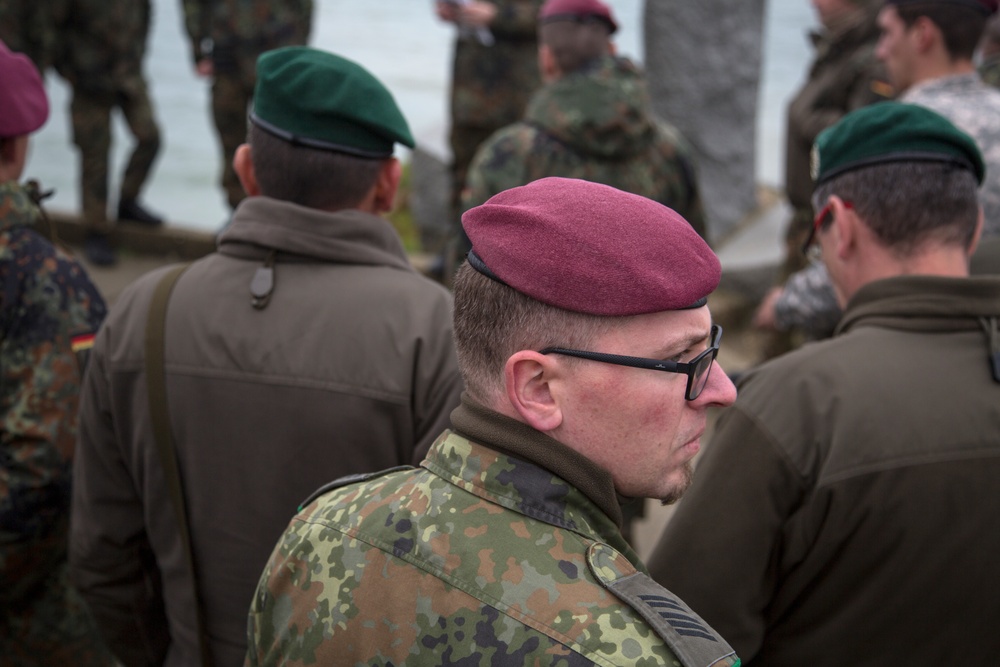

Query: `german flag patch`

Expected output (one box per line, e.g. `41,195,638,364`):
71,333,96,353
71,332,97,372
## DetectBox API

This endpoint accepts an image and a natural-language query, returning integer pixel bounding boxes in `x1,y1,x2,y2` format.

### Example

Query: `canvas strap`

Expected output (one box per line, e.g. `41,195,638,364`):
145,263,214,667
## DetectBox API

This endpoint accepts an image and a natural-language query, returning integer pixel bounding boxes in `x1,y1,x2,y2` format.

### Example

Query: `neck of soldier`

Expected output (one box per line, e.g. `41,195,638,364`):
910,49,976,90
837,240,974,305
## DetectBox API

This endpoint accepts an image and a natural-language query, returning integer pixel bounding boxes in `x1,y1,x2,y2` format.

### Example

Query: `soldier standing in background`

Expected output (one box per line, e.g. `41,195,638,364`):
434,0,542,276
181,0,313,215
463,0,706,241
753,0,890,343
979,12,1000,87
0,0,55,71
0,39,113,666
52,0,164,267
70,47,463,666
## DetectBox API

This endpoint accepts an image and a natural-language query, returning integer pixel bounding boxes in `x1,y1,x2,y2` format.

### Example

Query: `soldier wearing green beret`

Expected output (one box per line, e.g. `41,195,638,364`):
757,0,1000,344
247,177,740,666
70,47,464,667
649,102,1000,666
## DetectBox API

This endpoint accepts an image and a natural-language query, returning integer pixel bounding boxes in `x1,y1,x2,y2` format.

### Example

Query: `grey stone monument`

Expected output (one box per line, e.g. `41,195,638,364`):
644,0,766,243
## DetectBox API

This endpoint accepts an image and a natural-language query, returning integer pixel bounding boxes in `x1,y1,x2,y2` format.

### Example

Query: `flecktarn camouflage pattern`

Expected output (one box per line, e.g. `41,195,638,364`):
463,56,705,240
0,181,112,664
247,431,739,666
181,0,313,208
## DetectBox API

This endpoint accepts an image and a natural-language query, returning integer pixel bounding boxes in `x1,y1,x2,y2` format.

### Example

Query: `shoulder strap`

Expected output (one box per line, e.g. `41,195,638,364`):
587,543,739,667
144,263,215,667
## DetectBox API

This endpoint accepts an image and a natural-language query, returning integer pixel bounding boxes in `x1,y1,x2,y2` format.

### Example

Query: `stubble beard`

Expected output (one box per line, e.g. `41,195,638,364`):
658,460,694,507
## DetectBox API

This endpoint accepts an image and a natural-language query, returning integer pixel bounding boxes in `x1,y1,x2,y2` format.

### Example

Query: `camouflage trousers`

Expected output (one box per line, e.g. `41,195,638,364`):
211,70,254,211
0,563,118,666
70,82,160,232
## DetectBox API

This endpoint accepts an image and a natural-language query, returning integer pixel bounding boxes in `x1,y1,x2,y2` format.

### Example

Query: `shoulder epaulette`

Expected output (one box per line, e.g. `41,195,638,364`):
587,543,740,667
298,465,414,512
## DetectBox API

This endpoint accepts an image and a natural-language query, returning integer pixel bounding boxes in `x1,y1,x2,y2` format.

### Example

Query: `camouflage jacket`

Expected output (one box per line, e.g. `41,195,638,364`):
0,181,110,664
450,0,542,128
247,397,739,667
181,0,313,68
980,54,1000,90
785,7,891,219
49,0,152,94
463,56,706,239
902,73,1000,237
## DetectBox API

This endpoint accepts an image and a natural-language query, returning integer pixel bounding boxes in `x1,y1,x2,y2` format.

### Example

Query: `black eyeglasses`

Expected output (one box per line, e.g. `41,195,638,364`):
539,325,723,401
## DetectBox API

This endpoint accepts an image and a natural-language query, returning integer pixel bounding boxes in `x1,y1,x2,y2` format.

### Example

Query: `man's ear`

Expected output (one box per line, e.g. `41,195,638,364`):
912,15,939,54
371,157,402,214
539,44,561,83
829,195,858,260
968,207,985,257
504,351,563,432
233,144,260,197
0,135,28,183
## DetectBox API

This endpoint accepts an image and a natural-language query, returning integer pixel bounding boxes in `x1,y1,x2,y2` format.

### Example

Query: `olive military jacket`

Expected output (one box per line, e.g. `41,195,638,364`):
248,395,739,667
784,7,889,220
70,197,463,667
649,275,1000,665
464,56,706,239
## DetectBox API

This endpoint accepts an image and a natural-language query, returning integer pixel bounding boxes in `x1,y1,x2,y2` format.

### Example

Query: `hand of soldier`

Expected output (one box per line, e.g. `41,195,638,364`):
752,286,784,331
196,58,214,78
457,1,498,27
435,0,460,22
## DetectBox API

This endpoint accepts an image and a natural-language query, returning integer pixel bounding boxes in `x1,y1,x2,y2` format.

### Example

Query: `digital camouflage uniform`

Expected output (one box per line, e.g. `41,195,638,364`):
447,0,543,218
51,0,160,232
182,0,313,210
248,398,740,667
903,72,1000,237
980,53,1000,89
0,181,112,666
782,5,890,276
464,55,706,240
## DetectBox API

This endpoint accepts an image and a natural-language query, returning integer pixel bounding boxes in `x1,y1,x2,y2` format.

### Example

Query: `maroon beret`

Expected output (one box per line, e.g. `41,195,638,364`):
0,40,48,138
539,0,619,34
462,178,719,316
885,0,997,14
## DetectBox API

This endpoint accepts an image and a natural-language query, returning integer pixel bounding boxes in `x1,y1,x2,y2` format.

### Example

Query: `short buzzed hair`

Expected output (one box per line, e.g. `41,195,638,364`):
895,4,989,60
813,161,980,254
452,262,626,403
539,18,613,74
249,123,385,210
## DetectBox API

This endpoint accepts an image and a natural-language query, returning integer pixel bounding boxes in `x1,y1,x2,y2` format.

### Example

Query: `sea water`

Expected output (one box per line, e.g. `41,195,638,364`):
24,0,814,232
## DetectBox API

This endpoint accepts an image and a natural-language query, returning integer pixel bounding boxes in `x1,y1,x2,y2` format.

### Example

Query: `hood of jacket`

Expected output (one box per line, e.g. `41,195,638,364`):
524,56,656,160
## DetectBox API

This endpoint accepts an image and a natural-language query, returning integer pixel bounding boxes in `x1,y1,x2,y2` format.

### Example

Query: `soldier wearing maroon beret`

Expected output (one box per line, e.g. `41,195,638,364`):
0,39,113,665
247,178,740,666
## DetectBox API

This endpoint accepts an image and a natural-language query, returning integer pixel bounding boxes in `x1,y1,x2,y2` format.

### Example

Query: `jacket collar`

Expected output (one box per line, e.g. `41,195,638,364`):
837,274,1000,335
217,196,414,271
449,393,627,531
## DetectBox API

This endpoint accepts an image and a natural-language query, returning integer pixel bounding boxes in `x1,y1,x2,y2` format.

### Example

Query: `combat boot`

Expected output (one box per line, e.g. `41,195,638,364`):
118,198,164,226
84,232,117,266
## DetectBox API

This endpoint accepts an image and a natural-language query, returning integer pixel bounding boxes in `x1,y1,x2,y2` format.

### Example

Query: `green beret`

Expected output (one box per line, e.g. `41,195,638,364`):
812,102,985,187
250,47,414,158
